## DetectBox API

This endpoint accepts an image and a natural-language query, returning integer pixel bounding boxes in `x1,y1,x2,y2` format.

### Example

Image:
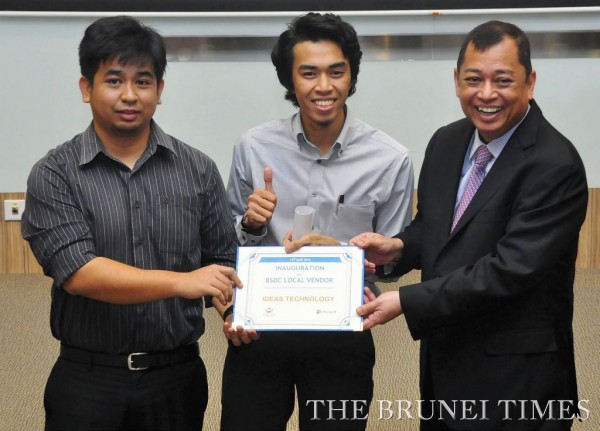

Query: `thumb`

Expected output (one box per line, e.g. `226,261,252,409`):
264,167,274,193
349,233,368,248
356,300,375,317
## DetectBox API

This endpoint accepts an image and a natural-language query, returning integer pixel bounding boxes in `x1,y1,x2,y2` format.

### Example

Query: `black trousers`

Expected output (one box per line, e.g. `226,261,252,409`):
44,355,208,430
220,331,375,431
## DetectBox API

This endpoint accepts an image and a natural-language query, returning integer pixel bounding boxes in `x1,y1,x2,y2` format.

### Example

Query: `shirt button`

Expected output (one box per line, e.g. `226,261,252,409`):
317,160,322,164
312,192,317,197
137,239,144,245
135,201,141,208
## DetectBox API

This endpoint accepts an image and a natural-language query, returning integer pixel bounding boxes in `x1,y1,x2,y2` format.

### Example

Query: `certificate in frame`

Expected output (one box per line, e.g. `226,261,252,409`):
233,246,364,331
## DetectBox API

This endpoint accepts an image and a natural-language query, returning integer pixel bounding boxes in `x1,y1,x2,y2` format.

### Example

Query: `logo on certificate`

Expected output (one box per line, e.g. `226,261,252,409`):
317,309,336,315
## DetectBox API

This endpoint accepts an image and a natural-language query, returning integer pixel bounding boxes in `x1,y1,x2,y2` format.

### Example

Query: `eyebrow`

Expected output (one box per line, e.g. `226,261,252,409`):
297,61,348,71
103,68,156,79
463,67,516,76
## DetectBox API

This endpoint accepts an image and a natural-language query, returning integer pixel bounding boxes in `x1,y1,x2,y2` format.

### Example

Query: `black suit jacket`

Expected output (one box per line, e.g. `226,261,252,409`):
395,100,588,429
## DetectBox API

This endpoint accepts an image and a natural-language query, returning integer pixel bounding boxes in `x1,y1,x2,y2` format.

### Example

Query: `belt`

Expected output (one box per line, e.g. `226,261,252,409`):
60,343,199,371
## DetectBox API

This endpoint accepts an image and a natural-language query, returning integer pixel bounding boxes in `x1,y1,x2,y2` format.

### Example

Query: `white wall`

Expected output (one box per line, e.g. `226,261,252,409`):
1,12,599,192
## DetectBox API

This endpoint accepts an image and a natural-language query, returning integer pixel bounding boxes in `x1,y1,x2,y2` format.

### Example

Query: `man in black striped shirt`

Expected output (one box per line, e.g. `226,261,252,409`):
22,16,240,431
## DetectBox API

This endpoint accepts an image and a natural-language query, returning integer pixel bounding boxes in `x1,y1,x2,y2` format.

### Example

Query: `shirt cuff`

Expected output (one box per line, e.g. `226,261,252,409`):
235,217,267,246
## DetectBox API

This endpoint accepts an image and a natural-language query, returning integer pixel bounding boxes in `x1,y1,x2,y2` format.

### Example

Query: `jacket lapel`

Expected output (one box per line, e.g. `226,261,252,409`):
448,101,541,237
428,121,475,252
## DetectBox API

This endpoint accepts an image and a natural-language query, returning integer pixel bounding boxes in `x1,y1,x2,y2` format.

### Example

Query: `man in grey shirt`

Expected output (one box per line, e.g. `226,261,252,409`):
22,16,240,430
222,13,413,431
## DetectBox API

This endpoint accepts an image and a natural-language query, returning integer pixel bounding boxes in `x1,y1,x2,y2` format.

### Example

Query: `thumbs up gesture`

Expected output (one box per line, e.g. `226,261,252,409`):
243,167,278,230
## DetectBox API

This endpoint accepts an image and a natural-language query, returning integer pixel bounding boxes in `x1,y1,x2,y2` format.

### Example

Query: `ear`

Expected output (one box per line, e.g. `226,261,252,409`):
79,76,92,103
157,79,165,105
526,69,537,100
453,68,460,98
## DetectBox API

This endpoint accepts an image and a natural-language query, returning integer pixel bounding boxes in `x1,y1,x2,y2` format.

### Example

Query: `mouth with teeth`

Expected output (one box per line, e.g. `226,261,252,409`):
477,106,502,114
314,99,335,108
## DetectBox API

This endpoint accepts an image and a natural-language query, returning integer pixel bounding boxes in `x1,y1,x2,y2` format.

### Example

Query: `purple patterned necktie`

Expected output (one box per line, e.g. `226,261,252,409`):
451,145,493,232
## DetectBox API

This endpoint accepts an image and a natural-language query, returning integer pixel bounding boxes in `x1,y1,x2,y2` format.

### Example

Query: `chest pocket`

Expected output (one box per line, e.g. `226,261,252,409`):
150,194,204,253
328,203,375,243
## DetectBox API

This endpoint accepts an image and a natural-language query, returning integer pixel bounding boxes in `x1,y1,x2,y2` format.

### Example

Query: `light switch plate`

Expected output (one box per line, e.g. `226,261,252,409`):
4,199,26,221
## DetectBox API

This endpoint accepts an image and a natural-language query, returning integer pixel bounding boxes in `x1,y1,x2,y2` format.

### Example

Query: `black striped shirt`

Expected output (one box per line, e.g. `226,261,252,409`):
22,121,237,353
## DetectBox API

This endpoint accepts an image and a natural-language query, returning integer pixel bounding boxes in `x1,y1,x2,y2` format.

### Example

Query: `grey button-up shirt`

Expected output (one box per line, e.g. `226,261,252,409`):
227,110,414,246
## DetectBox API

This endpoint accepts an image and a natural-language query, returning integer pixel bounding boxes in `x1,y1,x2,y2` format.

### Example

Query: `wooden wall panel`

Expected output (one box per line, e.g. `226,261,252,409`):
577,188,600,269
1,190,599,273
0,192,43,274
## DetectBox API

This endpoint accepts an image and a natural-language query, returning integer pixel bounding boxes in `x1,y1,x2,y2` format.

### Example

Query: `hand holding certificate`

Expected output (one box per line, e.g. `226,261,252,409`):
233,246,364,331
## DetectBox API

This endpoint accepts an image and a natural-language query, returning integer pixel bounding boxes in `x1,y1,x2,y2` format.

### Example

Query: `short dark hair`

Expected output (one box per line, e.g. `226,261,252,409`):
79,16,167,85
457,20,532,80
271,12,362,107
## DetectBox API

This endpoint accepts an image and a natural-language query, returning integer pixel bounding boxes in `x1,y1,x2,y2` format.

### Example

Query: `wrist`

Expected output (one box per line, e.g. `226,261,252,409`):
170,271,186,298
222,305,234,321
392,238,404,261
241,213,265,234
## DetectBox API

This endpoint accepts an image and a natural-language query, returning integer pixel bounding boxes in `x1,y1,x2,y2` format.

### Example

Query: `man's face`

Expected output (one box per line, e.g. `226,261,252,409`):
291,40,352,135
79,58,164,141
454,37,536,143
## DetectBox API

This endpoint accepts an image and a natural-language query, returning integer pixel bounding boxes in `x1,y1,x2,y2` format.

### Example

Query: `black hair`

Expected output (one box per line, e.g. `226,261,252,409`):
79,15,166,85
457,20,532,80
271,12,362,107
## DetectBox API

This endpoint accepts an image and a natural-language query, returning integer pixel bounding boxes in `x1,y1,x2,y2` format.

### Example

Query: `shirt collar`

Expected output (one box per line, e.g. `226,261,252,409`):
292,106,357,155
78,120,177,166
469,104,531,161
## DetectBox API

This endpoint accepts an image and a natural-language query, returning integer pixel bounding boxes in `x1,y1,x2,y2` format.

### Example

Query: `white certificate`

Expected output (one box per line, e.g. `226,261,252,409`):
233,246,364,331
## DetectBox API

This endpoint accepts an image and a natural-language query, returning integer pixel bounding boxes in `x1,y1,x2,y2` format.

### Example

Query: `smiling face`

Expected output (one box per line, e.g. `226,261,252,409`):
291,40,352,139
79,57,164,143
454,36,536,143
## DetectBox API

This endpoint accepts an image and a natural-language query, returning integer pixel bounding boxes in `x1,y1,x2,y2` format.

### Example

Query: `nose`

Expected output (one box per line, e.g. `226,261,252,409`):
121,82,138,103
479,80,497,100
316,73,332,92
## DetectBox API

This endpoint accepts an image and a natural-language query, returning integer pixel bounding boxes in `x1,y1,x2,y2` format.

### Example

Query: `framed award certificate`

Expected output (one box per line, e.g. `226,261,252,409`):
233,246,364,331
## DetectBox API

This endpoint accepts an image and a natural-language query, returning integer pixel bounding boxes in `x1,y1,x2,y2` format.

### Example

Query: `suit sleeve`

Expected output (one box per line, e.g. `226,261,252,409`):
400,160,588,340
390,128,444,276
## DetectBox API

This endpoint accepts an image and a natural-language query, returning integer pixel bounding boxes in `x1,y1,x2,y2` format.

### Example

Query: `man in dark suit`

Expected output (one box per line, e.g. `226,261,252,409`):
352,21,588,430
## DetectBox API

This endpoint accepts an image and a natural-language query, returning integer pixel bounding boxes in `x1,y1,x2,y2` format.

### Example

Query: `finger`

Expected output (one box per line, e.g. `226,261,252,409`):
364,259,377,274
223,322,244,347
356,299,376,317
245,210,268,226
284,241,298,253
234,325,258,345
264,167,274,193
253,205,274,221
238,328,253,345
222,322,235,340
229,332,243,347
219,266,243,289
247,200,275,224
285,238,305,253
285,231,312,253
306,233,339,246
349,232,369,247
362,316,377,330
364,286,377,303
249,191,277,209
211,279,233,306
282,231,293,246
248,329,260,341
